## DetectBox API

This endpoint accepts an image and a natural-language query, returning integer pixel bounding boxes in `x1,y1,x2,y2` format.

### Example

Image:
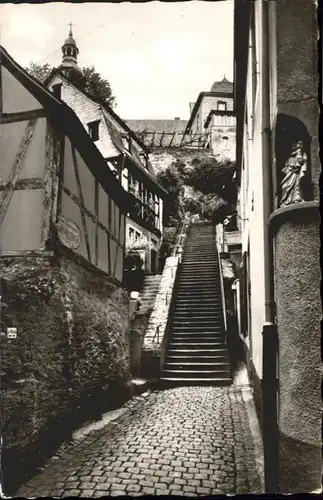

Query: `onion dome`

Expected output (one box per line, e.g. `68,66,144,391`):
210,75,233,93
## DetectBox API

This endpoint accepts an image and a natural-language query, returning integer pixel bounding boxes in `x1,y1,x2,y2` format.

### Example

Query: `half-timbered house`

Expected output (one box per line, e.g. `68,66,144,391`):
0,45,134,283
44,28,167,273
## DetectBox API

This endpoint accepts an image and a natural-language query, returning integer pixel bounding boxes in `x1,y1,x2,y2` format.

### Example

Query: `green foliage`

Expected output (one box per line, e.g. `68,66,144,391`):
157,156,237,227
70,289,129,390
25,61,116,108
156,166,184,226
78,66,116,108
25,62,52,83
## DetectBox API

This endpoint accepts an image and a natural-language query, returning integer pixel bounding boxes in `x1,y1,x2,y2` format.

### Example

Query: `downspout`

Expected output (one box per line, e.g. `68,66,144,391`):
261,0,279,493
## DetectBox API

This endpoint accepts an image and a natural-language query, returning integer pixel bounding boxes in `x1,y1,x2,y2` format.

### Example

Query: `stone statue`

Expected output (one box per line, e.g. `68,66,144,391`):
280,141,308,206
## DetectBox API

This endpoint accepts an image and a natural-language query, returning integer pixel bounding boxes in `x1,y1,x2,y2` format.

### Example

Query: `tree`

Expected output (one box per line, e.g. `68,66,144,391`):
25,62,52,84
157,166,184,227
25,61,116,108
157,156,237,228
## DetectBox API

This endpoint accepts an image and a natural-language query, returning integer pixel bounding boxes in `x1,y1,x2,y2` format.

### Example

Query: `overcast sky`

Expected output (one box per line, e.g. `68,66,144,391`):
0,1,234,120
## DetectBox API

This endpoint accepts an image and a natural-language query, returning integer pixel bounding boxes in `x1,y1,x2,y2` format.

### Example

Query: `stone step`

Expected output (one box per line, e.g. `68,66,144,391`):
168,342,226,349
183,253,216,257
162,369,231,379
175,297,222,301
171,325,224,331
182,262,217,265
172,310,222,327
169,337,226,344
172,318,223,325
167,348,228,355
179,268,219,272
164,361,230,369
165,354,229,363
159,377,232,386
174,310,223,315
171,329,225,340
184,246,215,249
176,285,220,290
176,289,221,294
172,313,223,319
178,273,219,278
174,304,222,308
172,319,223,325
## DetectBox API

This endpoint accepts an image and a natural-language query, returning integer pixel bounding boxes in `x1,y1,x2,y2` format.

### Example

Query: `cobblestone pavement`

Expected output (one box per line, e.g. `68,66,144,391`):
17,386,262,497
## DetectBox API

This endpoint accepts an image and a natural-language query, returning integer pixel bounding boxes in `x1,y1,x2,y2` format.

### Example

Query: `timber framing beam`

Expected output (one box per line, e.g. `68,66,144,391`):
1,109,46,124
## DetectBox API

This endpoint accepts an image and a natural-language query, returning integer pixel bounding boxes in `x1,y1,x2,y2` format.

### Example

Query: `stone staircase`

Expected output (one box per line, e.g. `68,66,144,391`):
161,222,232,385
138,274,162,315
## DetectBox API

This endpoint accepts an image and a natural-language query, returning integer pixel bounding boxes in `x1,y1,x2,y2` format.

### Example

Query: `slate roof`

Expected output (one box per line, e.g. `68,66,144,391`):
44,68,165,194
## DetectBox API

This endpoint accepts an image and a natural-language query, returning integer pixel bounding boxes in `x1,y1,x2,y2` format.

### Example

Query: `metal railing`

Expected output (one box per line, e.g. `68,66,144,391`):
216,229,228,333
172,217,191,258
151,218,191,344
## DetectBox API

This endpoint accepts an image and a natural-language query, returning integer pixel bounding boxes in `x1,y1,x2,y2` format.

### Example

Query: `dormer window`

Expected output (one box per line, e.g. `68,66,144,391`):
88,120,100,142
217,101,227,111
122,132,131,151
52,84,62,99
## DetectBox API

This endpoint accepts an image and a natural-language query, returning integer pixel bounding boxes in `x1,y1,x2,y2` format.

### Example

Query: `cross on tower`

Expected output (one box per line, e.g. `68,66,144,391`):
69,22,73,35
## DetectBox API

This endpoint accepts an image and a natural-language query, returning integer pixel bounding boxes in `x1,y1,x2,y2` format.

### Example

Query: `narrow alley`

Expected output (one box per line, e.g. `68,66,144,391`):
17,386,262,497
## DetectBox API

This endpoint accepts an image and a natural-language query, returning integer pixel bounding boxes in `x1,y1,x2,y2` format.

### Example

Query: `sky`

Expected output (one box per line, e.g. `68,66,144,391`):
0,1,234,120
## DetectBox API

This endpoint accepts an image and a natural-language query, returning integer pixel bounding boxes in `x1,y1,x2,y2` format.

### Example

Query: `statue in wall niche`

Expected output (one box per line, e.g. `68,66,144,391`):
280,141,308,207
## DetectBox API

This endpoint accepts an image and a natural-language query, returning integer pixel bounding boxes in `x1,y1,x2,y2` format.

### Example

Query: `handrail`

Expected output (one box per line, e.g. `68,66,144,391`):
216,228,228,333
172,217,190,257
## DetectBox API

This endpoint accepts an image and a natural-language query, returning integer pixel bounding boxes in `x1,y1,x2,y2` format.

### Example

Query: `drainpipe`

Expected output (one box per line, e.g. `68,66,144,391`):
261,0,279,493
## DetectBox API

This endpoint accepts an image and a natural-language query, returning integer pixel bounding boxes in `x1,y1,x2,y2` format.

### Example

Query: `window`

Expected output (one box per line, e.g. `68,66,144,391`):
217,101,227,111
52,84,62,99
135,231,141,242
88,120,100,142
129,228,134,244
222,136,229,151
122,133,131,151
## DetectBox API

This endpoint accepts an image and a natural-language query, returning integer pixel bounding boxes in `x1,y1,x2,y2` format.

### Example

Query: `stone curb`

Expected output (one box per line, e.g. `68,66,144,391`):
123,378,150,398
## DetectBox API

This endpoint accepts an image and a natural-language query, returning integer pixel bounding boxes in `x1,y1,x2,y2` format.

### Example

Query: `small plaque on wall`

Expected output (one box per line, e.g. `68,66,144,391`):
56,215,81,250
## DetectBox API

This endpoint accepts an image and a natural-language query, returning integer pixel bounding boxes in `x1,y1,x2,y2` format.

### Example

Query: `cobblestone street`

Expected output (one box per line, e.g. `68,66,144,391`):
17,386,262,497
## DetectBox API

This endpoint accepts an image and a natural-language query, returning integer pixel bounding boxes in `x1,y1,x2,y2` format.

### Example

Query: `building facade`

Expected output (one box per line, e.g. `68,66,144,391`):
234,0,321,493
45,28,166,273
185,77,236,161
0,44,129,283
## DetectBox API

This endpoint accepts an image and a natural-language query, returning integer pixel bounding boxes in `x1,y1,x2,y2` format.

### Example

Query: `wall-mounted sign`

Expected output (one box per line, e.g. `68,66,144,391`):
7,327,17,339
56,215,81,250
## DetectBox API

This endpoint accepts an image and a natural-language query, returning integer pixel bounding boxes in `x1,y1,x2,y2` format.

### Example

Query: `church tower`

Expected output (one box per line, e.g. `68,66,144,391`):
58,23,82,78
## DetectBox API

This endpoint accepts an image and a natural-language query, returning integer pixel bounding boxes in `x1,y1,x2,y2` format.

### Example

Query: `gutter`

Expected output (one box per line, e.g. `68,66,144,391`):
261,1,275,327
261,0,279,493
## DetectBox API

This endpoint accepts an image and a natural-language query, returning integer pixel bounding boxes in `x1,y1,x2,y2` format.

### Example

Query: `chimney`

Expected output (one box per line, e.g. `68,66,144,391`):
174,117,180,120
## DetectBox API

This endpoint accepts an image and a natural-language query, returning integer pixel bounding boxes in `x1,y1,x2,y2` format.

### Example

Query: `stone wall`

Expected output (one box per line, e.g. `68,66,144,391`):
141,256,179,379
0,249,131,493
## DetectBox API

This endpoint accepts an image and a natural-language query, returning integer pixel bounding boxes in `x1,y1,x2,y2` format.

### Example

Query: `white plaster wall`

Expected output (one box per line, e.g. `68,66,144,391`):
210,127,236,161
240,2,267,380
189,95,234,134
